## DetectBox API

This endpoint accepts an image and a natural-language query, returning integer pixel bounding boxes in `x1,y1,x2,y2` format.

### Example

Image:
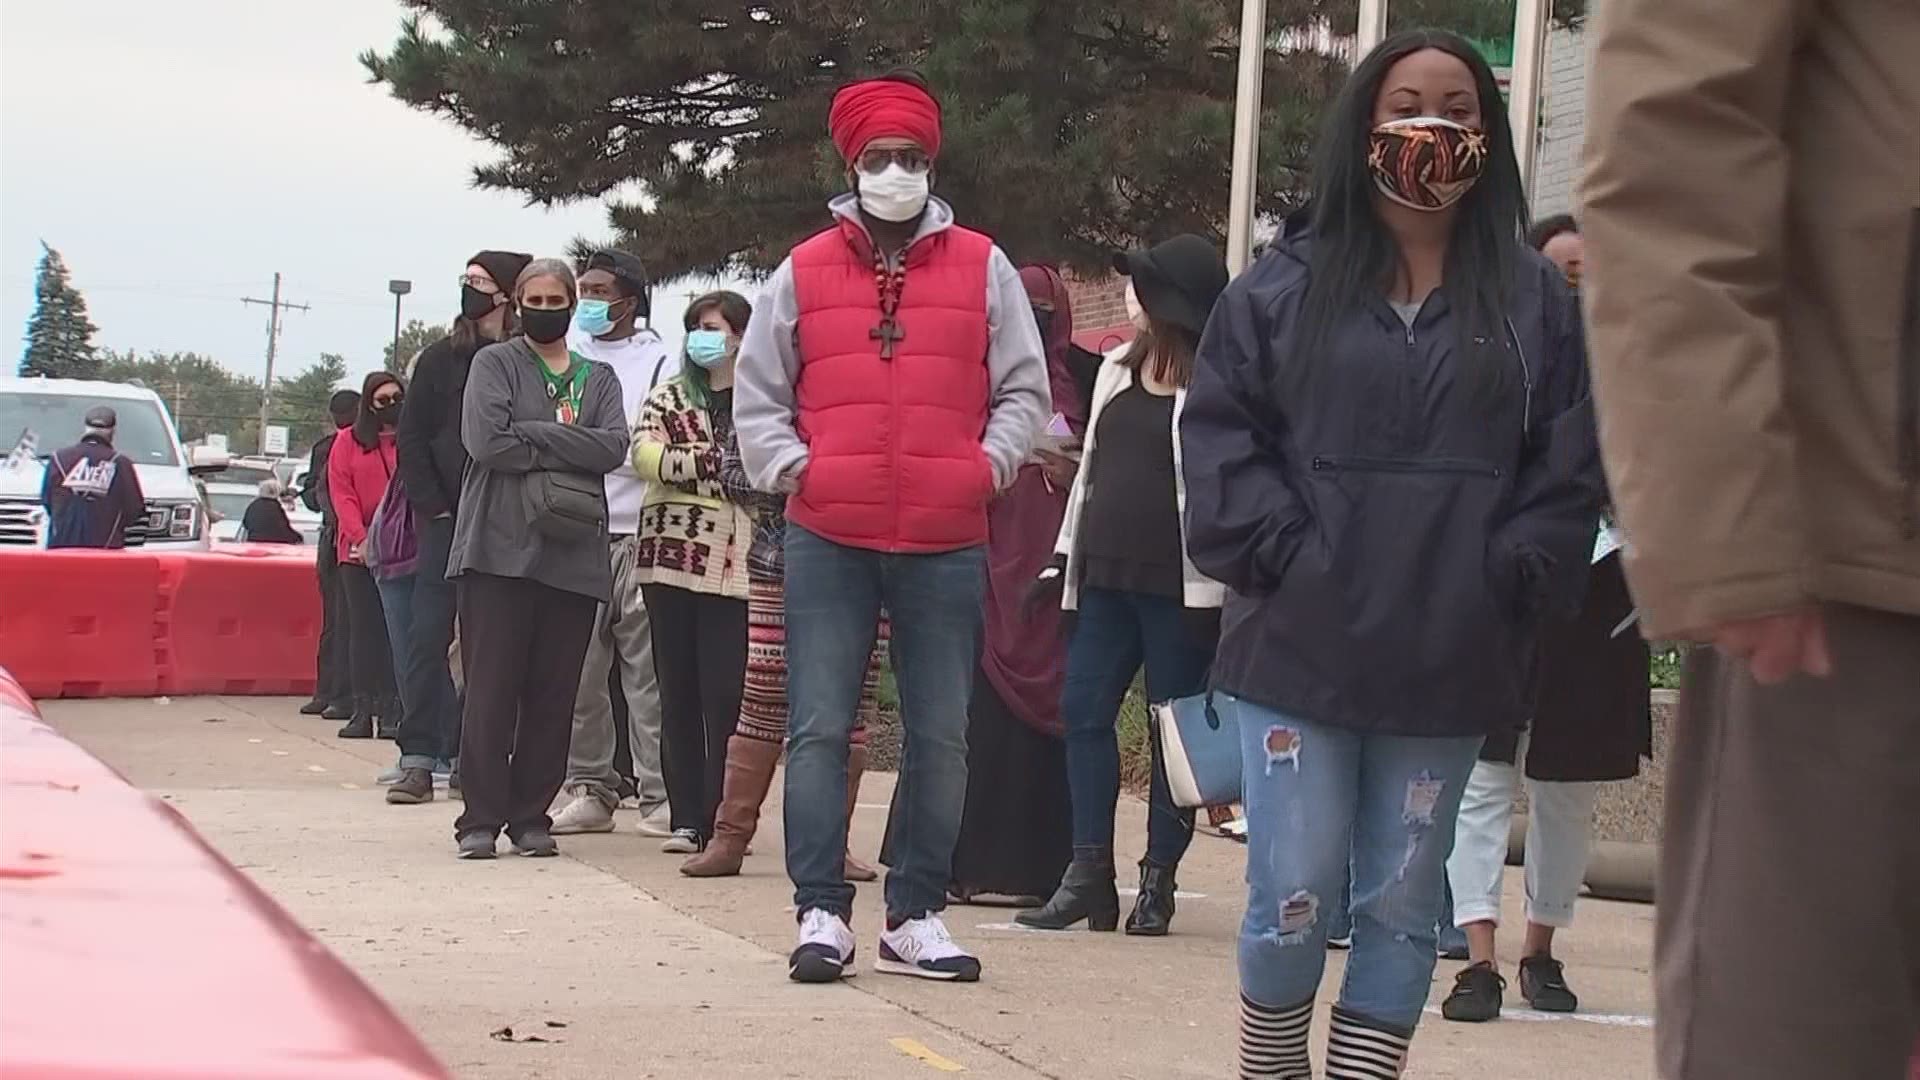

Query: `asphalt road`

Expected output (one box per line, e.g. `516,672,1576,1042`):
44,696,1656,1079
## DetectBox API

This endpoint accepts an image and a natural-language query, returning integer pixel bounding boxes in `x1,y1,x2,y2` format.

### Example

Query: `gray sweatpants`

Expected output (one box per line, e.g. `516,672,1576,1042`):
1658,604,1920,1080
566,535,667,813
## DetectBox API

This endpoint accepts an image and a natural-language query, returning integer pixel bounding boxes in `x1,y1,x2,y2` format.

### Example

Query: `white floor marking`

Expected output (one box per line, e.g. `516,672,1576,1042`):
1421,1005,1653,1028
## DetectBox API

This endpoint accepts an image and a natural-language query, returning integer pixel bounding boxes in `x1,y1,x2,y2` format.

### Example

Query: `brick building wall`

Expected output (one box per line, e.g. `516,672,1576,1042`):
1531,20,1591,219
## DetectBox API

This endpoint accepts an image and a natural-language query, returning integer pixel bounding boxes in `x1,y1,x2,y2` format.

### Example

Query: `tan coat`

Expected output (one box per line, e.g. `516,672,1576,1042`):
1580,0,1920,638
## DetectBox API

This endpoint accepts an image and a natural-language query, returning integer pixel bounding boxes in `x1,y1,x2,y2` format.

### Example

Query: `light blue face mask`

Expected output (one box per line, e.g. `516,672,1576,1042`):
574,298,615,337
685,329,732,369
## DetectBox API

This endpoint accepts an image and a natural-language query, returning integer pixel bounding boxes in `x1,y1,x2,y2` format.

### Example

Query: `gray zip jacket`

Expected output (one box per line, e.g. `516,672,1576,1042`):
733,193,1051,496
448,337,629,601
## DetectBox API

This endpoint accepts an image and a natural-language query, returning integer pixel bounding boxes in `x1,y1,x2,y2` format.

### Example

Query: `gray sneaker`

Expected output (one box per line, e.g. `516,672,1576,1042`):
549,788,616,835
511,828,559,858
457,831,497,860
376,757,405,785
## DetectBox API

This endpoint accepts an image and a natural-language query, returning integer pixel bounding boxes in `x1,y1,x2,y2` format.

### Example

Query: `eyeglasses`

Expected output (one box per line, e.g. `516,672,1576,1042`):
459,274,502,294
373,393,404,407
856,147,931,176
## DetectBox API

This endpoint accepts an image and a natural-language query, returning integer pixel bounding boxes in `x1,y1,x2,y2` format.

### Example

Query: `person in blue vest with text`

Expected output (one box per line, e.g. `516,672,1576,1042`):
735,71,1050,986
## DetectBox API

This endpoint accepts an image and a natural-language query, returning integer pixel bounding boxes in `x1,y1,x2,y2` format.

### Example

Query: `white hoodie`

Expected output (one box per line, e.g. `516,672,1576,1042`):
568,327,678,535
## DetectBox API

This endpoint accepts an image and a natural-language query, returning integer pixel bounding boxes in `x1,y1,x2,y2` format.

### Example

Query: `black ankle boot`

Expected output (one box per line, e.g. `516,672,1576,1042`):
1015,847,1119,931
1125,859,1178,936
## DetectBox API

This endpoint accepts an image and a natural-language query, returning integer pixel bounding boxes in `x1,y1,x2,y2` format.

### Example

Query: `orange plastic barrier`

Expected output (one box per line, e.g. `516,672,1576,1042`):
156,547,321,696
0,550,162,698
0,667,450,1079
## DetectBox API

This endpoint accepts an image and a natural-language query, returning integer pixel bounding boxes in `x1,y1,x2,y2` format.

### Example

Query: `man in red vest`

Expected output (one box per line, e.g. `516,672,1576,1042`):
736,71,1049,987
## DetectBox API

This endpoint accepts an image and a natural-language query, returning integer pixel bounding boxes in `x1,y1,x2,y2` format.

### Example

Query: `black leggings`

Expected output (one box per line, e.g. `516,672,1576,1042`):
338,561,396,715
642,583,748,838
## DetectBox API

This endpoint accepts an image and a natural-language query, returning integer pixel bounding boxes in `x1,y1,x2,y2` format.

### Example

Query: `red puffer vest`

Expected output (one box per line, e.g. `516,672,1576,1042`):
788,216,995,553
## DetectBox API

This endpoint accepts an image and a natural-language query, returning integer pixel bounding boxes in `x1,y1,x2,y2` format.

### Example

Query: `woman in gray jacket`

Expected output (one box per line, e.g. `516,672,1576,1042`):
447,257,629,860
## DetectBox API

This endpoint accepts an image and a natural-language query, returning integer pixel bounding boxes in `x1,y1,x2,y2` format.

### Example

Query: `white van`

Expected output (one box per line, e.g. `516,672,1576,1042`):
0,376,217,550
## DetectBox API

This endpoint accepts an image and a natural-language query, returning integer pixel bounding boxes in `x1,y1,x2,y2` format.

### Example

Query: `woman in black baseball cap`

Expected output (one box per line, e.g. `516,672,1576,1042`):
1017,234,1229,939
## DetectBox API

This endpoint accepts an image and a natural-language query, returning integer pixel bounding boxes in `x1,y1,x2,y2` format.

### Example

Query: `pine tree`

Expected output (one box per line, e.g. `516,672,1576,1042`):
364,2,1582,280
19,243,101,379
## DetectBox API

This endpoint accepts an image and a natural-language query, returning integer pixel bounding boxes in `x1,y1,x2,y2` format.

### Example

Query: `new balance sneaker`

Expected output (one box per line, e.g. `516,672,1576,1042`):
509,827,559,858
549,788,616,835
661,828,704,854
789,908,857,984
1519,954,1579,1013
456,831,497,860
876,914,981,982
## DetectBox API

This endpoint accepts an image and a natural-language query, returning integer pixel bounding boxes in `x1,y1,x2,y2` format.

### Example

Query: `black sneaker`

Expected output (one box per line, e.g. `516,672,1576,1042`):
336,714,374,739
322,702,354,721
299,698,329,716
1519,954,1578,1013
457,831,497,860
510,828,559,858
1441,961,1505,1023
375,716,400,740
385,767,434,805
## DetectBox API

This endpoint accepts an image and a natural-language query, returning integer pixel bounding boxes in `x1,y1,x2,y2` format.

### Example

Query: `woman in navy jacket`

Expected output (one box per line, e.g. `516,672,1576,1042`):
1180,30,1603,1077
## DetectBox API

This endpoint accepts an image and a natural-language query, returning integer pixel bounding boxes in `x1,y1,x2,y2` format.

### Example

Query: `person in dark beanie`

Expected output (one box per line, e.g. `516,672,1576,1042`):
385,249,531,803
1017,235,1229,938
41,406,145,549
300,390,362,717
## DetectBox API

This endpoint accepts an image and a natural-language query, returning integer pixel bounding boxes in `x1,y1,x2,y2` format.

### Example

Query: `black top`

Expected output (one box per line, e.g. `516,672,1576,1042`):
240,497,303,545
302,430,337,528
397,335,485,521
1078,380,1183,599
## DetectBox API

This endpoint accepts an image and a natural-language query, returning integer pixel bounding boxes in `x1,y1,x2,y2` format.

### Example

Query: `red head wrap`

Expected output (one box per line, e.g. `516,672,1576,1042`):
828,77,943,162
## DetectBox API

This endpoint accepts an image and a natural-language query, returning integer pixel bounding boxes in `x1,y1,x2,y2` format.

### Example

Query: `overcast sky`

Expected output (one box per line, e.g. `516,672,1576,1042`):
1,1,732,387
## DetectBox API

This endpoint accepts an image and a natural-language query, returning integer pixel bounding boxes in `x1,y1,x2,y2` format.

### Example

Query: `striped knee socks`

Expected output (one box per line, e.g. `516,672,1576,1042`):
1325,1005,1412,1079
1238,995,1313,1079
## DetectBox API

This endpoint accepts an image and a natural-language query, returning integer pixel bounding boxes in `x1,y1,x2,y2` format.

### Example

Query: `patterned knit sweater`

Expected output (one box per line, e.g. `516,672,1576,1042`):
630,377,753,599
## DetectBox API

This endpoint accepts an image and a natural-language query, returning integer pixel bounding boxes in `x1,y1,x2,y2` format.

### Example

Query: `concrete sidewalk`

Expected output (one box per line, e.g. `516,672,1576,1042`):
43,696,1655,1079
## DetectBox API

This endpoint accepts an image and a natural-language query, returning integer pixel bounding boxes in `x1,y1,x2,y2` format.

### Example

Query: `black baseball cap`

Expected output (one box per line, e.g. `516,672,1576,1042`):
83,406,117,430
583,249,652,319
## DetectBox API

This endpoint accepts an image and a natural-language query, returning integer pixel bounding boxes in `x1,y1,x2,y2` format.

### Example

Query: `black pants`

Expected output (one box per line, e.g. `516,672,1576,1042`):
454,572,597,840
395,515,460,763
313,528,351,705
642,583,748,839
339,561,396,715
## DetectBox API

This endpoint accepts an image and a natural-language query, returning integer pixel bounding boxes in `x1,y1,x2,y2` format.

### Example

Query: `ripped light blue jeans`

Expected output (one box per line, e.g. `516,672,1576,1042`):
1230,694,1483,1033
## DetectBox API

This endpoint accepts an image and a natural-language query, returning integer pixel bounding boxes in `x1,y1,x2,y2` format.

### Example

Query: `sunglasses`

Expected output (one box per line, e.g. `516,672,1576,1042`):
373,392,404,407
856,147,931,175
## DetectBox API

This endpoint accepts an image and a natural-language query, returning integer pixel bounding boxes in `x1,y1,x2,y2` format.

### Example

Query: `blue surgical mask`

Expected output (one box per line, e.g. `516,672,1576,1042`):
574,298,615,337
686,329,732,369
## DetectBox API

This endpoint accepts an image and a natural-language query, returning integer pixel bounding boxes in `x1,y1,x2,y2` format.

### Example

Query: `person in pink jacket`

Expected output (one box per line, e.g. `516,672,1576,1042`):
326,371,404,739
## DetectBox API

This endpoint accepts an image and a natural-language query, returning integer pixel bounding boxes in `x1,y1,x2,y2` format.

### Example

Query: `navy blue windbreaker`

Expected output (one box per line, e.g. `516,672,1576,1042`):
1180,216,1604,737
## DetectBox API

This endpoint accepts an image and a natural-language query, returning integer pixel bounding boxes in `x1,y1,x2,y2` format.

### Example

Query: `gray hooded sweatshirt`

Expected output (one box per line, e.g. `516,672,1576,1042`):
448,336,629,601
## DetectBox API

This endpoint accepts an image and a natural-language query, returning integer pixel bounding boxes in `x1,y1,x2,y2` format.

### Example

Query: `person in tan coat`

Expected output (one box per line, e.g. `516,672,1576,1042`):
1580,3,1919,1078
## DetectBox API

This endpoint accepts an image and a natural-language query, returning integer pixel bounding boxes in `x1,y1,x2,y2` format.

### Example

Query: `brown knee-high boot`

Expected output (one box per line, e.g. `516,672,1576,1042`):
844,744,879,882
681,735,780,877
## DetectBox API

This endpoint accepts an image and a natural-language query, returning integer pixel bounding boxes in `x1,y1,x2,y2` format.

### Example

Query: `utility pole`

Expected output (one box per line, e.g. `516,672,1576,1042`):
1226,0,1269,276
240,273,310,455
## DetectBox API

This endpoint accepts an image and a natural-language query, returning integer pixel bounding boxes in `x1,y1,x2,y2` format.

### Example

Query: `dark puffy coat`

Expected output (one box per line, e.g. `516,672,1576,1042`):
397,336,483,521
1180,216,1604,738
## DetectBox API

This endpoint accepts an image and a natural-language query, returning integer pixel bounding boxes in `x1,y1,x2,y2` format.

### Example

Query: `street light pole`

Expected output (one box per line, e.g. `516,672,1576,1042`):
1225,0,1269,276
1507,0,1553,199
387,279,412,374
1356,0,1390,59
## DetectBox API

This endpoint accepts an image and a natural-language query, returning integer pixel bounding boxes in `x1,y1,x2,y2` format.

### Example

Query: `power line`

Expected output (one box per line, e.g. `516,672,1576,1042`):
240,274,311,456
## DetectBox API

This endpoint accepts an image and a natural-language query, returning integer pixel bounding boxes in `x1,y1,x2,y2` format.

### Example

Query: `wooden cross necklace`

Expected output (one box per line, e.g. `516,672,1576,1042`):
869,247,907,360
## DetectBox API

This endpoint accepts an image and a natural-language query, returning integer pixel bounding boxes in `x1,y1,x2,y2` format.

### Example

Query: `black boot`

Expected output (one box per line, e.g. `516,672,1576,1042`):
336,711,374,738
1125,859,1178,936
375,697,401,741
1015,847,1119,931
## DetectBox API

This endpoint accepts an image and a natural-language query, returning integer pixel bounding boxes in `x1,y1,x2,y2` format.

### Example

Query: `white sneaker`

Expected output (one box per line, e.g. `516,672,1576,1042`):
635,804,674,838
549,789,615,836
876,914,981,982
661,828,704,854
789,908,857,983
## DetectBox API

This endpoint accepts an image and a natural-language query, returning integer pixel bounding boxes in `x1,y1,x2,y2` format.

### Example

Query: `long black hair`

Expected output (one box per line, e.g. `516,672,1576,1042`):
1297,30,1527,384
351,371,403,451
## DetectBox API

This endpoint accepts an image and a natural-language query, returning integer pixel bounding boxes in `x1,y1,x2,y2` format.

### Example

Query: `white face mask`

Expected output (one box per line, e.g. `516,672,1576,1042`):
857,164,931,223
1124,281,1149,330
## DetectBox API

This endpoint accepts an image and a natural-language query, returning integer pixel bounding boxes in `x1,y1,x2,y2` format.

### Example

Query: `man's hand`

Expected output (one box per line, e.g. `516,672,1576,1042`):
1697,608,1832,686
1034,439,1081,491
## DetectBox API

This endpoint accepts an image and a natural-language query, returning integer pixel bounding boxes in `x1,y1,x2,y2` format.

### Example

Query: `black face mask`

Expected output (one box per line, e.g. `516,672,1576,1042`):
1032,308,1055,340
461,285,501,322
370,401,402,426
520,305,573,345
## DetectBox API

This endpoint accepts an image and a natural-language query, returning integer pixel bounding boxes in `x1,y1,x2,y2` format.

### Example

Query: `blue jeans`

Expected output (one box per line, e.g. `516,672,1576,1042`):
392,516,461,769
1062,588,1209,865
783,525,985,922
374,572,418,751
1230,694,1482,1033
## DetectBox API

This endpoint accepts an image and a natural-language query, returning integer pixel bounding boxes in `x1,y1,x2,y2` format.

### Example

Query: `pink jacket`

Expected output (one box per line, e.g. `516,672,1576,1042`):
326,428,396,564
